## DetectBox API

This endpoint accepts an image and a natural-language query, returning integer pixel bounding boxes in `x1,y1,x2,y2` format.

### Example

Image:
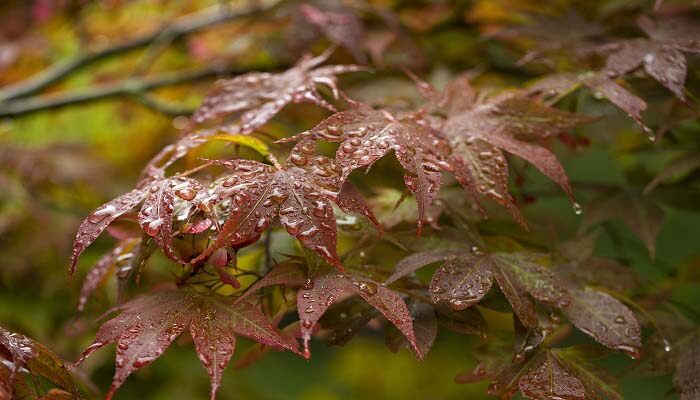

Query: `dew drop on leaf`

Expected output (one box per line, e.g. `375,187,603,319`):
572,202,583,215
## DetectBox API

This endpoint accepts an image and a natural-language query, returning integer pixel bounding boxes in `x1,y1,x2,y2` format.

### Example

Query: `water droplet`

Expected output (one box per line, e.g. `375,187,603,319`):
662,337,671,352
448,298,470,310
572,202,583,215
88,205,117,223
614,315,626,324
303,279,314,290
176,188,196,201
145,218,165,236
353,281,378,296
290,153,308,166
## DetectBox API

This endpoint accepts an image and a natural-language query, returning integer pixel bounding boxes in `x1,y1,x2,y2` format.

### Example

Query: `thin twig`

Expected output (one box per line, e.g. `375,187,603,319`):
0,1,283,102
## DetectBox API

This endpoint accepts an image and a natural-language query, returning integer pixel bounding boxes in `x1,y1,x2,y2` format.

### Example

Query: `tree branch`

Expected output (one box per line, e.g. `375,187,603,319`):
0,1,283,102
0,65,277,118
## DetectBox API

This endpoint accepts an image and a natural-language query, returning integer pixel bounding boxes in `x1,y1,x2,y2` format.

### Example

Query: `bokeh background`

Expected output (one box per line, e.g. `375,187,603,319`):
1,0,699,399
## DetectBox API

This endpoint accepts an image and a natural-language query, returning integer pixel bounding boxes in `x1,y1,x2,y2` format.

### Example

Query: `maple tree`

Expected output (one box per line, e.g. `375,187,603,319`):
1,1,699,399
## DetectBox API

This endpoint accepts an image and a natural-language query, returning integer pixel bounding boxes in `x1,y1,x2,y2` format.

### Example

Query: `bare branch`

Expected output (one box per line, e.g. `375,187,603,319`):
0,1,283,102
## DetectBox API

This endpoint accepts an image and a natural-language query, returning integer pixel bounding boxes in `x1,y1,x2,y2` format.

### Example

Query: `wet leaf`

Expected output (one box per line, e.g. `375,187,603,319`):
192,50,366,134
562,287,642,359
138,177,203,264
580,191,664,259
429,255,494,310
390,248,568,329
0,326,78,397
385,302,437,357
287,102,450,233
297,271,420,359
299,3,366,62
76,289,298,400
555,347,623,400
194,146,379,269
518,351,585,400
70,188,149,276
600,16,700,100
435,303,486,337
527,72,648,131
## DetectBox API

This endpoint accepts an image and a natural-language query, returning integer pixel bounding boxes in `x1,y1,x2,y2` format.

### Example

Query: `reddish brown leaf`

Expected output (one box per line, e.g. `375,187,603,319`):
385,302,437,358
299,3,366,62
386,249,466,284
335,181,381,230
138,177,203,264
527,73,649,133
196,145,378,268
297,271,420,358
435,303,486,337
235,261,308,304
287,103,450,232
600,16,700,101
78,240,134,312
518,351,586,400
192,50,365,134
580,192,664,259
491,253,570,307
76,290,298,400
390,248,567,329
0,327,76,396
429,255,494,310
493,266,538,329
555,347,623,400
562,288,642,359
70,188,148,276
442,96,589,215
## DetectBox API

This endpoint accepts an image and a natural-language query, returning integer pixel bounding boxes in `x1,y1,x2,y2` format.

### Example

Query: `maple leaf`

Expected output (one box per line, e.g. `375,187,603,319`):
645,152,700,194
484,346,621,400
191,49,366,134
489,11,604,65
579,191,664,259
435,303,486,337
0,326,78,398
561,287,642,359
526,72,649,132
77,240,131,312
190,143,380,269
76,289,299,400
385,302,437,357
554,346,623,400
70,176,204,275
387,248,570,329
556,257,640,293
289,75,592,229
600,15,700,100
298,3,366,63
235,263,421,359
518,351,586,400
439,91,592,225
283,102,453,232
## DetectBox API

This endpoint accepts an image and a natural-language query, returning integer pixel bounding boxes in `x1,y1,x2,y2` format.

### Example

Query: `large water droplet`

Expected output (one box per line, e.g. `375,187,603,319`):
145,218,165,236
176,188,197,201
88,205,117,223
572,202,583,215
